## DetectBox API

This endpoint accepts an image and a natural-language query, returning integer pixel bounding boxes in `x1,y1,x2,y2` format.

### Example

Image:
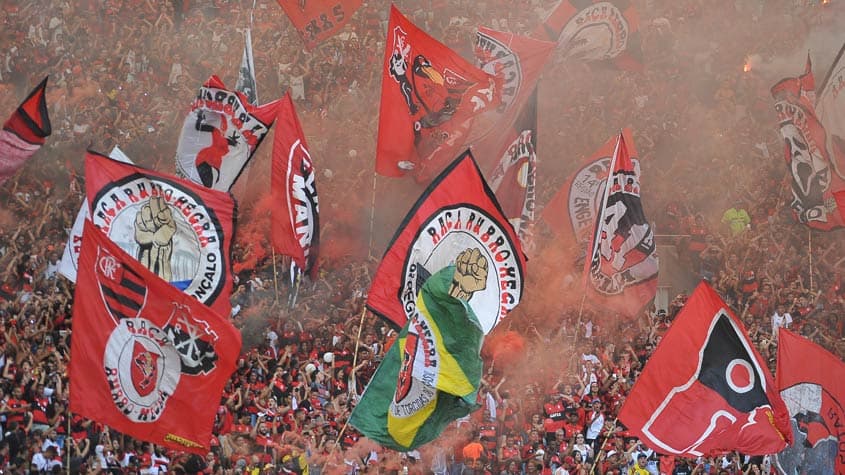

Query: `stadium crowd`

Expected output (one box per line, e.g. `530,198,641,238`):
0,0,844,474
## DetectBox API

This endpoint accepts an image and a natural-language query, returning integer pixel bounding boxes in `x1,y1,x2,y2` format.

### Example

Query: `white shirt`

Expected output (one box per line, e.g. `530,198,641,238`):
772,311,792,335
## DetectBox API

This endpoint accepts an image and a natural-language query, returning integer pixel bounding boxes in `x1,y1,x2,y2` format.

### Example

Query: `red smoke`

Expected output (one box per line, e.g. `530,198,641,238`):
482,329,526,372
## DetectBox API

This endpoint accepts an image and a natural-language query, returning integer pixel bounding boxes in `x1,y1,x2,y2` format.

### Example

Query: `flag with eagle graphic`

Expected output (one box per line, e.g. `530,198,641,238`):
376,5,501,182
69,220,241,455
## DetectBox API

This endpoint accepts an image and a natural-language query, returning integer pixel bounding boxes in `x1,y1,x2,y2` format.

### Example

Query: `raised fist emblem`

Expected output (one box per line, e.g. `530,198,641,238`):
449,248,488,301
134,196,176,281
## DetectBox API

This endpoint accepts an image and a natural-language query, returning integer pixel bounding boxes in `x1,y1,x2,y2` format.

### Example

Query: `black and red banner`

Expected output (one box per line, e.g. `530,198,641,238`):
584,133,656,318
0,76,51,185
619,281,792,456
542,128,637,248
85,151,236,317
775,329,845,474
367,150,526,334
271,93,320,279
376,5,500,182
70,221,241,455
772,56,845,230
277,0,363,50
534,0,643,71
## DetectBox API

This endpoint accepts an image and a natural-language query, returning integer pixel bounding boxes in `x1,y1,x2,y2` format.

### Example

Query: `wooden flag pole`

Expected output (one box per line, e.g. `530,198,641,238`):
349,305,368,395
272,247,279,305
588,417,619,475
368,172,378,261
808,228,814,292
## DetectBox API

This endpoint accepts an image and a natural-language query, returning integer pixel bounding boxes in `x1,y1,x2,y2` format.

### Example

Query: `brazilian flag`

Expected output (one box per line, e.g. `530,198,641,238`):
349,266,483,451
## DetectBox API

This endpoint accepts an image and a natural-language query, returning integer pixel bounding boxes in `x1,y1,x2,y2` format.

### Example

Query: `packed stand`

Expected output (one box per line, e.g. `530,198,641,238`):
0,0,843,474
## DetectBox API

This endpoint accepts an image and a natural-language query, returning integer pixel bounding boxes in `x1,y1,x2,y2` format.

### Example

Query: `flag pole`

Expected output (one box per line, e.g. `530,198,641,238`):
577,133,622,346
808,228,814,292
272,247,279,305
349,305,368,396
588,416,618,475
67,410,71,473
367,172,378,260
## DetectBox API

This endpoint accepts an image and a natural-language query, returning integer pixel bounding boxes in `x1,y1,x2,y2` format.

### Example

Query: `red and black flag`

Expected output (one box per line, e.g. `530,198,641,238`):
277,0,363,50
772,56,845,230
376,5,500,182
584,132,656,318
85,151,236,317
469,28,554,170
70,220,241,455
486,89,539,250
175,76,279,191
271,93,320,279
534,0,643,71
367,150,526,334
542,128,637,249
619,281,792,456
0,77,51,185
775,329,845,474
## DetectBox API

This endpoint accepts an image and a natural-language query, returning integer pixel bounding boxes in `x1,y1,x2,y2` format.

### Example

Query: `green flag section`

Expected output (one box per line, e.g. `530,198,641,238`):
350,266,483,451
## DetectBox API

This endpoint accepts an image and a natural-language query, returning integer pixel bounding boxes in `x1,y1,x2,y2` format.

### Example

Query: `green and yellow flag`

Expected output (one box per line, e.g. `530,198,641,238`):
350,265,484,451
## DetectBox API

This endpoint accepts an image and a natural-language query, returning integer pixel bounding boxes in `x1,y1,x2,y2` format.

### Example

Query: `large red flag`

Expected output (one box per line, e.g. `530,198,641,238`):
619,281,792,456
376,5,500,181
534,0,643,71
774,329,845,474
175,76,280,191
542,128,637,246
367,150,526,333
0,77,51,185
70,220,241,455
271,93,320,279
85,151,236,317
771,56,845,230
276,0,363,50
469,28,554,170
584,133,656,318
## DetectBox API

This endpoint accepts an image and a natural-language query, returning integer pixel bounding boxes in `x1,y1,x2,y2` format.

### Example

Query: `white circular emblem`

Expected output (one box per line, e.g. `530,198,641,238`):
104,318,181,422
402,205,523,334
90,175,227,307
559,2,629,61
725,358,755,394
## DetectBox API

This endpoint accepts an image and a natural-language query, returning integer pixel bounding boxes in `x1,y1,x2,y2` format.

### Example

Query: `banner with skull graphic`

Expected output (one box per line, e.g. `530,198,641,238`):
771,57,845,231
585,133,657,318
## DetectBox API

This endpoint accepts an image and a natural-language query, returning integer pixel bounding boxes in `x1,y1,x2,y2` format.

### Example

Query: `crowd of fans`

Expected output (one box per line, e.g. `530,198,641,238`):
0,0,843,473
